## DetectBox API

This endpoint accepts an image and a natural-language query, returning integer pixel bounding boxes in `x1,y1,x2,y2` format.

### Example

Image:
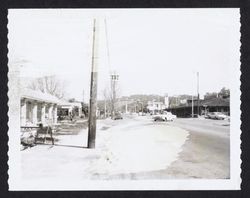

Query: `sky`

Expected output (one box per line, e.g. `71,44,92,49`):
8,9,240,101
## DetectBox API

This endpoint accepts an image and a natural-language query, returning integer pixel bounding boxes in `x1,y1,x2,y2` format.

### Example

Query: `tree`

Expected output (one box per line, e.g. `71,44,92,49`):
102,87,113,117
68,98,76,103
28,76,67,99
218,87,230,99
204,87,230,100
101,81,121,118
204,92,218,100
81,102,88,117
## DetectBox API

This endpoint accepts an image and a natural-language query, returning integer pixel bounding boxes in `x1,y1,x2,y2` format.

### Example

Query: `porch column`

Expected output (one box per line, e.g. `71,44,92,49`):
32,102,38,125
48,104,53,123
21,99,27,126
78,107,82,117
41,103,46,124
53,105,57,124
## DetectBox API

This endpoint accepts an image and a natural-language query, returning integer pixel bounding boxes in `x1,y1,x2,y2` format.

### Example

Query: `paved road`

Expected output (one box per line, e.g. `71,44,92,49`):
164,118,230,179
170,118,229,138
97,115,230,179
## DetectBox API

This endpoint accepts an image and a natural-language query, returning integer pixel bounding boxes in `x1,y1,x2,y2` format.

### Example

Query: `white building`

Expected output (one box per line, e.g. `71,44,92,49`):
164,94,169,109
147,101,166,113
20,88,60,126
147,95,169,114
58,101,82,117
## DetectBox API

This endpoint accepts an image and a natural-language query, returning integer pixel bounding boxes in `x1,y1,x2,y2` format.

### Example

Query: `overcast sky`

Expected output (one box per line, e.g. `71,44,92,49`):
8,9,240,101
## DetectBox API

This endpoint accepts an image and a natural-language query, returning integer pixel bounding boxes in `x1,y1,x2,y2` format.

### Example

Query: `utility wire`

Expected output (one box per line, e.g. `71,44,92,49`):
104,18,112,73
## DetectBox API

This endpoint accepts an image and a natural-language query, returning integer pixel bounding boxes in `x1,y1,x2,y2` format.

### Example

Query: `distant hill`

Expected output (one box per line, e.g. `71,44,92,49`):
121,94,165,103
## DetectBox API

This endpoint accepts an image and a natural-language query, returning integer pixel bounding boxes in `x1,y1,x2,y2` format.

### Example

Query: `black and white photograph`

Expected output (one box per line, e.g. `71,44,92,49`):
7,9,241,190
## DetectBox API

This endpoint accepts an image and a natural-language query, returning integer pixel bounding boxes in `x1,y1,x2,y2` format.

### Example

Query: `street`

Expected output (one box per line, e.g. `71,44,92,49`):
93,115,230,179
21,115,230,182
121,116,230,179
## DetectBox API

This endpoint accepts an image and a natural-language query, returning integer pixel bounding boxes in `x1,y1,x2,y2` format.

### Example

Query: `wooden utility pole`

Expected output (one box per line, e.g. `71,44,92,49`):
110,73,119,118
197,72,200,116
82,90,85,104
191,95,194,118
104,100,107,118
125,100,128,113
88,19,99,148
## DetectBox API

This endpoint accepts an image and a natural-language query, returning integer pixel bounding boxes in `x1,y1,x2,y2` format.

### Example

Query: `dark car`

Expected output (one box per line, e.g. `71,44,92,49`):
153,115,165,122
113,112,123,120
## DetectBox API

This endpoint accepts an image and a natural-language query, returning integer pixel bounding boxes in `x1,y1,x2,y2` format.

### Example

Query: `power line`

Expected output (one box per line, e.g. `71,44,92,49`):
104,18,112,72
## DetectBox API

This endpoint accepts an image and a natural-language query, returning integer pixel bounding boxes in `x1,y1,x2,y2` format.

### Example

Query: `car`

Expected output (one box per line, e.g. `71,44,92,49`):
214,112,229,120
206,112,215,119
113,112,123,120
138,112,146,116
153,115,166,121
206,112,228,120
153,112,177,122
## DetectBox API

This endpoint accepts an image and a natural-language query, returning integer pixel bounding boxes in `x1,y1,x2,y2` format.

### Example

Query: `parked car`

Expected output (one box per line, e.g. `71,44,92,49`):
206,112,228,120
153,112,177,122
113,112,123,120
138,112,146,116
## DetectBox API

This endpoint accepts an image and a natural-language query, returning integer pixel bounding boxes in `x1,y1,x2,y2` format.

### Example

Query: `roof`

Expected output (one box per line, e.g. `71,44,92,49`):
20,88,60,104
147,101,164,105
201,97,229,107
58,101,82,108
167,97,229,109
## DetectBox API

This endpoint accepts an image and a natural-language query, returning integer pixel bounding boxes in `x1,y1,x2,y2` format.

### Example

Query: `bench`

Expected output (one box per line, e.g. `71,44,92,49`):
21,125,58,145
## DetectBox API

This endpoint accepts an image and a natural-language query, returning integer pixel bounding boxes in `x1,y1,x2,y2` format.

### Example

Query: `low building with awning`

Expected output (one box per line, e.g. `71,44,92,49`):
166,97,230,118
201,97,230,114
57,101,82,118
20,88,60,126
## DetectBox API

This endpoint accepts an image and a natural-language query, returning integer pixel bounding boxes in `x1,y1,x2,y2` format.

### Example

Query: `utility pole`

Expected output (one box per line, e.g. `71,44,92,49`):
82,90,85,104
104,99,107,118
110,72,119,118
88,19,99,148
125,99,128,113
191,95,194,118
111,74,114,118
197,72,200,116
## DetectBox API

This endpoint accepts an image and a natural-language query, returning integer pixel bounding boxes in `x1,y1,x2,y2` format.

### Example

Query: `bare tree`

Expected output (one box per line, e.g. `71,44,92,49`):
102,82,121,118
102,87,112,117
28,76,67,99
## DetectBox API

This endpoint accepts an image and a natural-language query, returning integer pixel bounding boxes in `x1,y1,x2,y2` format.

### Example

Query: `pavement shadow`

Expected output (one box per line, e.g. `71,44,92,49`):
53,144,88,149
36,143,87,149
